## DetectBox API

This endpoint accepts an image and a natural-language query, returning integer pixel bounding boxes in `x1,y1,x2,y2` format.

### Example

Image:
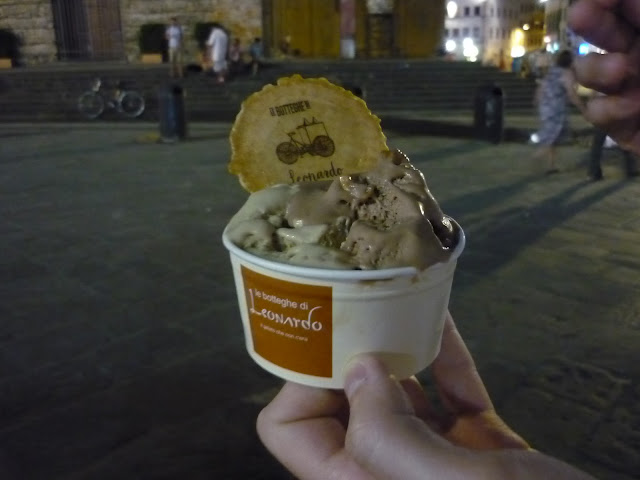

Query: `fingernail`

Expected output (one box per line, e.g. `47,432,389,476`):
343,360,367,399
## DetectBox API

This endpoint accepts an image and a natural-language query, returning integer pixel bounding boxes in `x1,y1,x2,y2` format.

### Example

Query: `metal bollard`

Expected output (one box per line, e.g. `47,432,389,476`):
158,84,187,142
473,84,504,144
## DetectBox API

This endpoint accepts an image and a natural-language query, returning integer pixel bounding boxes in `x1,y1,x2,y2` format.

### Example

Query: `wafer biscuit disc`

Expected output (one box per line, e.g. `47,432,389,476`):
229,75,388,192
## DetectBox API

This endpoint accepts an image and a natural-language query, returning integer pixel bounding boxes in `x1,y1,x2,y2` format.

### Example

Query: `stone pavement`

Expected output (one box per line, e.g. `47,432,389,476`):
0,120,639,480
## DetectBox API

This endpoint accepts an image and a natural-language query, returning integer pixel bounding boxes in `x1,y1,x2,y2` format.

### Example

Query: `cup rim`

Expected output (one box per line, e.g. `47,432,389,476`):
222,217,465,281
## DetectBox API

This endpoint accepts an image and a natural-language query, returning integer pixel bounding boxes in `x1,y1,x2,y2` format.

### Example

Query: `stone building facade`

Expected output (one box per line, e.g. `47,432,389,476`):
119,0,262,63
443,0,543,66
0,0,57,64
0,0,444,65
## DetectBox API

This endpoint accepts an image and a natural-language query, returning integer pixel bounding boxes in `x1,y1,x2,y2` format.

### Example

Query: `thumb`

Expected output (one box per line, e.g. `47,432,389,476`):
343,355,472,480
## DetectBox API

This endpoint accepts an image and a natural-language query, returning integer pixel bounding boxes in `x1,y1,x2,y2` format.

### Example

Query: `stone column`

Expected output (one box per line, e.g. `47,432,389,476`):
340,0,356,58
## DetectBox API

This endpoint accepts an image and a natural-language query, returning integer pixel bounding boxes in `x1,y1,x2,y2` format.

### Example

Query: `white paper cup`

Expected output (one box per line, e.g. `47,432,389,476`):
222,219,465,389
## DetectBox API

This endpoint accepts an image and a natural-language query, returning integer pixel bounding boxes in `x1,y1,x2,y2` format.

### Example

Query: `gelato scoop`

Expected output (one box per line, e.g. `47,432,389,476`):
226,149,458,270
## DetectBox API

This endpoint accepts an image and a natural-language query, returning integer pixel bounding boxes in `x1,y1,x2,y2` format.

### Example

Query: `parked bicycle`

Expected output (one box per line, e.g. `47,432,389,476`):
77,78,145,119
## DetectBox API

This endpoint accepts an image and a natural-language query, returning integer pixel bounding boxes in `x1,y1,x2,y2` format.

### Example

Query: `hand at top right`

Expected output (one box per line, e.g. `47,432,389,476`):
568,0,640,153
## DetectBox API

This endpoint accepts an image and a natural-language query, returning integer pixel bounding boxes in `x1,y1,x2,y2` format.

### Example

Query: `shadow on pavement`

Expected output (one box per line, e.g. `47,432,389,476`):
3,141,144,163
450,179,627,290
418,139,494,161
0,128,70,139
442,175,540,215
381,116,595,145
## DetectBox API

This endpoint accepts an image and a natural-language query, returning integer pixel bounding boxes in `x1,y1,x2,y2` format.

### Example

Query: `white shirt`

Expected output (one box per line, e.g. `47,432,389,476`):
206,28,229,62
166,25,183,49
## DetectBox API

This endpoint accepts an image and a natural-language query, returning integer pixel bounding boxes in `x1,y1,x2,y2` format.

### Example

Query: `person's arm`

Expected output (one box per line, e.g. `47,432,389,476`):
568,0,640,153
562,69,587,114
257,313,598,480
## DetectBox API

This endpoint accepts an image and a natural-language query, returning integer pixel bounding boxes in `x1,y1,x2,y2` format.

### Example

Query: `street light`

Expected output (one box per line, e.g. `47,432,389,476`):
511,45,525,57
462,37,478,61
447,1,458,18
511,29,525,58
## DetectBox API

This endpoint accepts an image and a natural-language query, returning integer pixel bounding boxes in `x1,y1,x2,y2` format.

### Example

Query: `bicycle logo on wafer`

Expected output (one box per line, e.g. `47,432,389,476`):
276,117,336,165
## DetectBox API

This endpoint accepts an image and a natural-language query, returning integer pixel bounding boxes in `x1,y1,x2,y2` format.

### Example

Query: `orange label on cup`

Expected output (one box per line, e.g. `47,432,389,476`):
241,266,333,377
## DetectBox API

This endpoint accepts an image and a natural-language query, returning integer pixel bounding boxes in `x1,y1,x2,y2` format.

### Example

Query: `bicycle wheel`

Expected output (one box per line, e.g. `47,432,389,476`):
276,142,299,164
77,91,104,119
312,135,335,157
120,91,145,118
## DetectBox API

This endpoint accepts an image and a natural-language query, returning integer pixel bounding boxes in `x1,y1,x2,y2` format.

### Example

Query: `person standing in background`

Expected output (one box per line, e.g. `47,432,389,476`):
228,38,244,78
165,17,184,78
206,23,229,84
587,126,639,181
248,37,264,77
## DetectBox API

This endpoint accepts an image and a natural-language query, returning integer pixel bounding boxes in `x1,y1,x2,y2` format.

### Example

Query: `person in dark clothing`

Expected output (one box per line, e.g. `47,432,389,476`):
588,128,639,180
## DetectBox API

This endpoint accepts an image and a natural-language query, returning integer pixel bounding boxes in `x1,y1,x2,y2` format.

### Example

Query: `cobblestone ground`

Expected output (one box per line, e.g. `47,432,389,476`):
0,123,639,480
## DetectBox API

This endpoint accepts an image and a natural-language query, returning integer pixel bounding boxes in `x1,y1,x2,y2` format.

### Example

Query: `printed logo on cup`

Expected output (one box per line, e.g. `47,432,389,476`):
241,266,333,377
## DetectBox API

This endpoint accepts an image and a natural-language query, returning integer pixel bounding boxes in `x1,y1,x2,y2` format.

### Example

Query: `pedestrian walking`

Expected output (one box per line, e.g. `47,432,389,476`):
165,17,184,78
206,23,229,84
531,50,587,174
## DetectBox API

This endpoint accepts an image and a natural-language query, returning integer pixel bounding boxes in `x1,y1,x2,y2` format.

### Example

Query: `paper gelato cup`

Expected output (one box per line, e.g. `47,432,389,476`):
222,219,465,389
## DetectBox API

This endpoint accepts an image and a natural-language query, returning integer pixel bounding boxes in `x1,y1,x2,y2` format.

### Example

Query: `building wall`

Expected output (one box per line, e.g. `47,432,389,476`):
0,0,262,65
394,0,445,57
544,0,571,50
443,0,541,67
1,0,443,65
0,0,56,63
120,0,262,63
444,0,485,60
483,0,538,66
